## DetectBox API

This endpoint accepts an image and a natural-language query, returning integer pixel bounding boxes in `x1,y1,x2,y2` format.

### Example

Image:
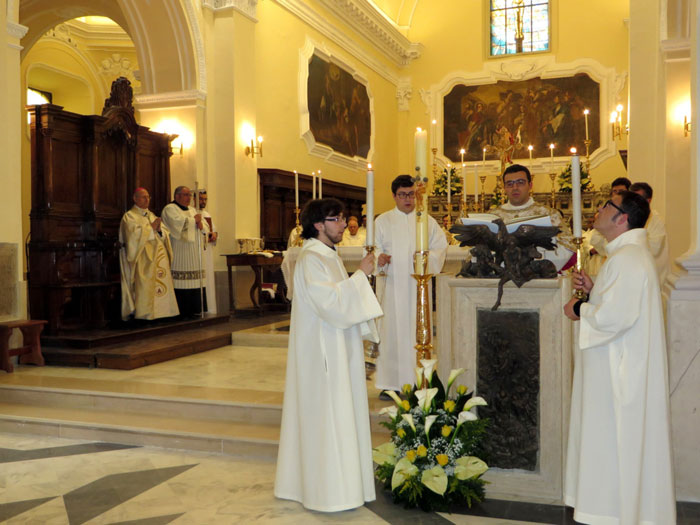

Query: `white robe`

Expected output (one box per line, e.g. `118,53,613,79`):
274,238,383,512
565,228,675,525
202,210,217,313
339,229,366,246
161,203,210,289
374,207,447,391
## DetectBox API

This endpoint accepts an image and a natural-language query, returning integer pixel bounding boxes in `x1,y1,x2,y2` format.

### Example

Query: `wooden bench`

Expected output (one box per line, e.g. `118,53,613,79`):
0,320,47,373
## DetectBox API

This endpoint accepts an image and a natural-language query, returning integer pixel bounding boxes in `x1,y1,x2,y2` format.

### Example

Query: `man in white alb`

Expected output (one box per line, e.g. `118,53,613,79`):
630,182,669,287
198,189,218,314
339,216,366,246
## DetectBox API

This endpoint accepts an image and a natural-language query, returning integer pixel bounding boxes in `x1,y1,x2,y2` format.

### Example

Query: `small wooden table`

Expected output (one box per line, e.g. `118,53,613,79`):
0,320,47,373
222,253,286,313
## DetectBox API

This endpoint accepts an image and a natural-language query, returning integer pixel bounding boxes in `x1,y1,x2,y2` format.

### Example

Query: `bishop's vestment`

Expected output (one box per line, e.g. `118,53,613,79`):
565,228,675,525
119,206,179,321
274,238,383,512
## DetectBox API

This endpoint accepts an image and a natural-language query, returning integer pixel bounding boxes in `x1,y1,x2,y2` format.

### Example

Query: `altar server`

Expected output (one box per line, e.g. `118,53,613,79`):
161,186,210,317
275,198,382,512
119,188,179,320
374,175,447,396
564,191,675,525
198,189,218,314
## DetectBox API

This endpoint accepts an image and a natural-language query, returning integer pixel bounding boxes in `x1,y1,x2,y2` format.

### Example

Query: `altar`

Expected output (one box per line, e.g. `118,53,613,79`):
435,273,573,504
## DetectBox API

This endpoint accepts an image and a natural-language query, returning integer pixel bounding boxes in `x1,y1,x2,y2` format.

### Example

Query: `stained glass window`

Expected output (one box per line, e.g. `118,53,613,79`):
490,0,549,56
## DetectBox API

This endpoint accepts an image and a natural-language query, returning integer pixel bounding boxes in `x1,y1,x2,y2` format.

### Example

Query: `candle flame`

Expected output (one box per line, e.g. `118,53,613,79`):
610,111,618,123
616,104,624,112
570,147,577,154
549,143,555,149
583,109,590,115
293,169,297,174
432,119,437,125
528,144,533,151
459,148,465,154
367,163,372,169
417,127,423,132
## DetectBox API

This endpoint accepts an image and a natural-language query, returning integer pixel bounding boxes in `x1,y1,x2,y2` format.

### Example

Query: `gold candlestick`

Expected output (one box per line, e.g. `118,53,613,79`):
584,138,592,173
549,172,557,208
293,207,303,247
413,251,433,363
572,236,586,299
479,175,487,212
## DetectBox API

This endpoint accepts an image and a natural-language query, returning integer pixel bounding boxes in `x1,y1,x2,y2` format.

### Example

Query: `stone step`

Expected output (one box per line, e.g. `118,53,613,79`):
230,330,288,347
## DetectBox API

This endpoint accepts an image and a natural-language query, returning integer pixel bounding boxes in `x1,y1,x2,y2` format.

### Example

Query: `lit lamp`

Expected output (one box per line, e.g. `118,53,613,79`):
245,135,264,158
611,104,625,140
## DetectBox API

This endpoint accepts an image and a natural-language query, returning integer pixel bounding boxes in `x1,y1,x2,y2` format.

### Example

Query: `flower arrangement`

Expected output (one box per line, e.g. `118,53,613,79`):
432,166,463,197
373,359,489,512
557,161,593,193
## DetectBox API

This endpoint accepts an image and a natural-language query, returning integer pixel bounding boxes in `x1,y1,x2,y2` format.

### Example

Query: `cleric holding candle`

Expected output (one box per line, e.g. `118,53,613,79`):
491,164,575,271
563,191,675,525
374,175,448,398
275,198,383,512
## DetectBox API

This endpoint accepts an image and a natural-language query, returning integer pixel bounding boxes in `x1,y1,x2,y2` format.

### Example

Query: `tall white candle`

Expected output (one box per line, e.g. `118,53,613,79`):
294,170,299,208
318,170,322,199
549,143,554,169
462,163,467,205
583,109,590,141
415,127,428,180
482,147,486,166
366,164,374,246
431,119,437,149
417,186,429,253
312,171,316,199
571,154,582,237
528,145,533,171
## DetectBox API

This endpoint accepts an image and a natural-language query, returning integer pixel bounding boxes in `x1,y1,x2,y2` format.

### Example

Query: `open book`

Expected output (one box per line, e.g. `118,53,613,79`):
458,213,552,234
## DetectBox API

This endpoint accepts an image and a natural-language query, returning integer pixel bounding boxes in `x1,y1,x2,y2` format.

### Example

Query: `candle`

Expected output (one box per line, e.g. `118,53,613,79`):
318,170,322,199
462,164,467,205
415,127,427,180
366,164,374,246
416,182,429,253
446,163,451,205
294,170,299,208
528,144,533,171
312,171,316,199
431,119,437,149
549,143,554,169
482,147,486,166
571,154,582,237
473,165,479,199
583,109,590,140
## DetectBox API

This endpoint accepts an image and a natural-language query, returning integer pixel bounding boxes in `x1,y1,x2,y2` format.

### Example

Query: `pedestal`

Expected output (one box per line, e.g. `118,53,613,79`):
436,275,572,504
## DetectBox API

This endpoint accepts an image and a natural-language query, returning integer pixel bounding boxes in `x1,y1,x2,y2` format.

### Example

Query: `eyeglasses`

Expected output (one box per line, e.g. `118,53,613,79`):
324,216,347,223
504,178,528,188
604,200,625,214
396,191,415,199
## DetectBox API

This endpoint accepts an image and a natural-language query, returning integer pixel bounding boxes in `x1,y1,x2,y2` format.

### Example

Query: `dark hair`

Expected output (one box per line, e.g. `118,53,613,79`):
300,198,344,239
611,177,631,190
502,163,531,183
618,191,650,229
629,182,653,200
391,174,415,195
174,185,188,198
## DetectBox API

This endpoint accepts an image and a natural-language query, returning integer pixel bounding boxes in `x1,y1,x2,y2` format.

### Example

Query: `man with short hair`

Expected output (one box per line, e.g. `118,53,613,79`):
340,215,366,246
563,191,675,525
374,175,448,395
630,181,669,286
491,164,575,271
119,188,179,320
198,189,218,314
610,176,631,196
161,186,210,317
275,198,382,512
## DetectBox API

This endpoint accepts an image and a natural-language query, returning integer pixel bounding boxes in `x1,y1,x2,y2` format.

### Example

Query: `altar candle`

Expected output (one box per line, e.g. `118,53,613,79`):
462,164,467,205
571,152,582,237
482,147,486,166
366,164,374,246
549,143,555,169
415,127,427,180
528,144,533,170
583,109,590,140
446,164,451,205
294,170,299,208
417,185,429,253
312,171,316,199
318,170,323,199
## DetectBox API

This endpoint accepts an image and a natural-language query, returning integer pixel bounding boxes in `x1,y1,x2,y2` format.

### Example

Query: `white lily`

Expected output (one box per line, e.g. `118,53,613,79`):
421,465,448,495
424,414,438,446
454,456,488,480
464,396,488,412
446,368,466,396
372,442,397,466
457,410,478,426
420,359,438,385
391,457,419,490
414,387,438,414
382,390,402,406
414,367,424,388
401,413,416,433
379,406,398,420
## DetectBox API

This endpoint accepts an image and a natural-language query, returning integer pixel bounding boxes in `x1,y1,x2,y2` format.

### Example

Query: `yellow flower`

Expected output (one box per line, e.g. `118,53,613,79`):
406,449,417,462
400,400,411,411
417,445,427,457
456,384,467,395
402,383,413,396
443,400,456,413
397,428,406,439
441,425,453,438
436,454,449,466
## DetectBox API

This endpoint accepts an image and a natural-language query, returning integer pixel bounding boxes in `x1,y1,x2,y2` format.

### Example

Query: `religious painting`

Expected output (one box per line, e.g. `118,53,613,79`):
443,73,600,164
307,54,371,159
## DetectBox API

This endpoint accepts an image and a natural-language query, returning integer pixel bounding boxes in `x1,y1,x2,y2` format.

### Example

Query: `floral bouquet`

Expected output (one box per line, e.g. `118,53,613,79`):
373,359,489,512
432,166,463,197
557,161,593,193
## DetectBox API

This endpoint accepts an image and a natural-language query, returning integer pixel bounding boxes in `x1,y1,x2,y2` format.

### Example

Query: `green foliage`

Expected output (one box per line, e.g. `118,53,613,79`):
432,166,464,196
557,161,593,193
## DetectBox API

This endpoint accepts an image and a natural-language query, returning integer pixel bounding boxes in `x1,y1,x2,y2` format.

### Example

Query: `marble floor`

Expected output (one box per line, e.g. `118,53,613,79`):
1,314,698,524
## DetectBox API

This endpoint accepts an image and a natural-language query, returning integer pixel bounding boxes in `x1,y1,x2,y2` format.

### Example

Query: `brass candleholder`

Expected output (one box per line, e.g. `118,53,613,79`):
364,244,376,288
413,250,433,363
293,207,303,247
549,172,557,208
572,236,586,299
479,175,487,212
584,138,592,173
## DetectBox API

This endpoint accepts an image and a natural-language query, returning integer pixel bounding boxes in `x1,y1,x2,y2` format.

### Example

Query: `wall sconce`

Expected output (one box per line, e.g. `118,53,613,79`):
245,136,263,158
169,134,183,157
610,104,627,140
684,115,691,137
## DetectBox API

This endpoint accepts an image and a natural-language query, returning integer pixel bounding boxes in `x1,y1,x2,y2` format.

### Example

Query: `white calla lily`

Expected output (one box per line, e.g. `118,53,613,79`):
401,413,416,433
446,367,466,395
424,414,438,446
391,457,418,490
372,442,397,466
454,456,489,480
379,406,398,420
383,390,403,406
420,465,448,495
420,359,438,385
464,396,488,412
414,367,424,388
415,387,438,414
457,410,478,426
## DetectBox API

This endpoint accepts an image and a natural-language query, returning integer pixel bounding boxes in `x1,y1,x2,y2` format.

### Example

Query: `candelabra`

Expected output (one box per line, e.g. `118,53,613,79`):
572,237,586,299
583,139,592,173
479,175,487,212
413,251,433,362
292,207,303,247
549,173,557,208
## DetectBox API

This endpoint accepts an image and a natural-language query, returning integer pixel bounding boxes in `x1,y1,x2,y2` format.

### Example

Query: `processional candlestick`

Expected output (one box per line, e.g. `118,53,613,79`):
413,169,433,363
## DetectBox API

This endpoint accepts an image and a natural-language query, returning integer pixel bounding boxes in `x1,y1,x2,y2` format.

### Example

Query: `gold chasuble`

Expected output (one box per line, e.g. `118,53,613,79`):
119,206,180,320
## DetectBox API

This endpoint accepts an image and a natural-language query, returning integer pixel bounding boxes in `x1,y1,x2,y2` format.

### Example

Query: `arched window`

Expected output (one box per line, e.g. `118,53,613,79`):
490,0,550,56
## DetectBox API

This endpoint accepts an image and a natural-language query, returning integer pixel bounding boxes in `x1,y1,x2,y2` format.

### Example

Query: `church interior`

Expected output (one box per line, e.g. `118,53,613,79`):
1,0,700,522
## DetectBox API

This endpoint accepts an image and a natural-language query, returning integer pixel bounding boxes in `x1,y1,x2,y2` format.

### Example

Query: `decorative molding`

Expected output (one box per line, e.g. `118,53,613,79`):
315,0,422,66
298,38,375,170
274,0,399,86
202,0,258,22
422,56,625,174
99,53,138,86
135,89,207,110
7,21,28,40
395,77,412,111
661,38,691,62
184,0,208,93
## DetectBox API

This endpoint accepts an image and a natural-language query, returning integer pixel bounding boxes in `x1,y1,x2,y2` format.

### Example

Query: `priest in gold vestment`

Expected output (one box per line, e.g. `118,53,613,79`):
119,188,180,320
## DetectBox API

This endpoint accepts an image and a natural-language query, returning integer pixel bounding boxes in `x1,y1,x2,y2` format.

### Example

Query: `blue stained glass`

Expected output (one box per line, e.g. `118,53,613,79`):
490,0,550,55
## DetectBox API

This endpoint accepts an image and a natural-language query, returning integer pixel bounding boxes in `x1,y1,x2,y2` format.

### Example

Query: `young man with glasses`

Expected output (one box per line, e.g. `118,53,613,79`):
563,191,675,525
373,174,448,398
491,164,575,271
275,198,382,512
